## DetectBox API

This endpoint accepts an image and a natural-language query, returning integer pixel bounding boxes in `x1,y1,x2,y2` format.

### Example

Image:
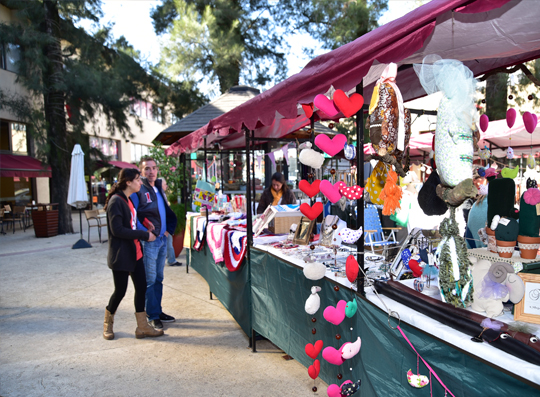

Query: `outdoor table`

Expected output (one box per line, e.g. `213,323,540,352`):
188,242,540,395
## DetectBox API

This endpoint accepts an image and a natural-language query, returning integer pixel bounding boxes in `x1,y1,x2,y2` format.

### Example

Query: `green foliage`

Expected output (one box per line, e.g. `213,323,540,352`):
148,142,185,203
509,59,540,109
169,202,186,234
152,0,387,94
519,195,540,238
495,218,519,242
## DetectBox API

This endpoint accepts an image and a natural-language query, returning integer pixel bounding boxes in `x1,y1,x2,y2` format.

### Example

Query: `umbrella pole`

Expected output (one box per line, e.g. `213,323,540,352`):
72,207,92,249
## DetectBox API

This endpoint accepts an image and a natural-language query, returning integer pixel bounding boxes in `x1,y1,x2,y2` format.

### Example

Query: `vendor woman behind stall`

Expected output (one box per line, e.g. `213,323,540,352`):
257,172,297,214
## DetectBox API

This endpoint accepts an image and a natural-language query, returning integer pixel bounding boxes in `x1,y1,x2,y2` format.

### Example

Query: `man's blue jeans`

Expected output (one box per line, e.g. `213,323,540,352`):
166,233,176,264
141,235,167,320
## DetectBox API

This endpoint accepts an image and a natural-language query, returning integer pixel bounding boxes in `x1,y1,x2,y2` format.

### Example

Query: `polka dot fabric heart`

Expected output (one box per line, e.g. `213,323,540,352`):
339,185,363,200
339,227,363,244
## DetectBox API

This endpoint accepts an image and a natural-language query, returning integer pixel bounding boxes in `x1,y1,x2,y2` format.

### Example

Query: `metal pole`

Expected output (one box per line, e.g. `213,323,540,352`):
252,130,256,215
245,128,255,352
356,81,365,295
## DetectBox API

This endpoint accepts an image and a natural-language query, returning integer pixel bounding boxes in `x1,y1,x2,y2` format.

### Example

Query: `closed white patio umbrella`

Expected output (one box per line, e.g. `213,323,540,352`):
67,144,91,249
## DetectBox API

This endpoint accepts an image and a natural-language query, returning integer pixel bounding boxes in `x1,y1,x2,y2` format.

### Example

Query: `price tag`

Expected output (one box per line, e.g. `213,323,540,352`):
499,217,510,226
537,203,540,215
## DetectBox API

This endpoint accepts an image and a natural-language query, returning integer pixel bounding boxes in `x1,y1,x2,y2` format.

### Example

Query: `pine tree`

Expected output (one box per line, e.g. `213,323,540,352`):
0,0,205,234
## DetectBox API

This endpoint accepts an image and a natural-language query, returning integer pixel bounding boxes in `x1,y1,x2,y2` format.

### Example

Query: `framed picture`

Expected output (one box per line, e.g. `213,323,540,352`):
293,216,315,245
514,273,540,325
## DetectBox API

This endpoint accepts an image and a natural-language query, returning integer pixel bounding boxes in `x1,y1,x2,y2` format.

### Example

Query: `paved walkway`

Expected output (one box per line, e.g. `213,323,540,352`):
0,213,326,396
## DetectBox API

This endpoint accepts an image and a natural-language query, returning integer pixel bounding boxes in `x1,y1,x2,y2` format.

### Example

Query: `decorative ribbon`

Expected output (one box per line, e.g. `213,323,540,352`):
371,63,406,151
398,325,456,397
266,152,276,167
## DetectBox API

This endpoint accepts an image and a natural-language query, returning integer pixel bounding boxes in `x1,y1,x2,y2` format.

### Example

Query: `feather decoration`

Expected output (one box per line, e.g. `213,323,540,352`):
507,321,538,335
480,318,504,331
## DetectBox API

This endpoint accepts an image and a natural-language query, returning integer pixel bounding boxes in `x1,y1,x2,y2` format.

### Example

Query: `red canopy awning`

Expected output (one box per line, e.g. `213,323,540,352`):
109,160,139,169
0,154,52,178
167,0,540,156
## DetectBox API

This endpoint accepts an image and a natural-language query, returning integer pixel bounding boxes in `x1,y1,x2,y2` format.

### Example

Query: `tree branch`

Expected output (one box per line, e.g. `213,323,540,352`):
479,63,540,87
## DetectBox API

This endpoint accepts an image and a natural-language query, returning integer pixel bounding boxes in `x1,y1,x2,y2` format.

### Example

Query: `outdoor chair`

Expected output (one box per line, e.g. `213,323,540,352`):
12,206,27,232
0,209,13,235
2,205,17,234
84,209,107,243
364,203,401,255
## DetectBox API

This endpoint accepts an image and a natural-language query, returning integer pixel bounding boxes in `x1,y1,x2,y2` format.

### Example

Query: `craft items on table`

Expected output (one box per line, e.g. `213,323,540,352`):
518,183,540,258
414,55,477,188
223,230,248,272
366,62,411,177
487,178,519,229
314,133,348,157
206,223,227,262
494,217,519,258
299,142,325,169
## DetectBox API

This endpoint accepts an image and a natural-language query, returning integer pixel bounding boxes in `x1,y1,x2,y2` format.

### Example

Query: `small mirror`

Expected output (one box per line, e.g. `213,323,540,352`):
293,217,315,245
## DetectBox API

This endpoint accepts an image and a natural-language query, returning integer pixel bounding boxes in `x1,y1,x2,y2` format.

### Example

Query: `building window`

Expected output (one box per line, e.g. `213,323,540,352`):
11,123,27,155
89,136,119,160
131,143,150,163
0,120,28,154
129,99,164,124
0,43,21,74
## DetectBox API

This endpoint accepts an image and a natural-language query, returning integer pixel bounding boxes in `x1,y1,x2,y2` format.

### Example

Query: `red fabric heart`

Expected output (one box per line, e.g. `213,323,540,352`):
305,340,324,359
346,255,359,283
299,179,321,198
314,94,339,117
300,202,323,221
339,185,364,200
333,89,364,118
314,133,348,157
408,259,422,278
301,103,314,119
308,359,320,379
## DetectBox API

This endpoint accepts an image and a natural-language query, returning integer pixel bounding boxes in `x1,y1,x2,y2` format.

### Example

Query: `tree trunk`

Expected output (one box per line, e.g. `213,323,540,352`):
43,0,73,234
485,73,508,121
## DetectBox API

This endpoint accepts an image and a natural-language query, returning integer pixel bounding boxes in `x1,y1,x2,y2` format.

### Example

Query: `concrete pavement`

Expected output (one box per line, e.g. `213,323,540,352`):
0,213,326,396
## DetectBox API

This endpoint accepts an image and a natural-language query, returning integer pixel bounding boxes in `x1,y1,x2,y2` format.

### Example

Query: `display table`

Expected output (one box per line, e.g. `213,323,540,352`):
188,244,540,395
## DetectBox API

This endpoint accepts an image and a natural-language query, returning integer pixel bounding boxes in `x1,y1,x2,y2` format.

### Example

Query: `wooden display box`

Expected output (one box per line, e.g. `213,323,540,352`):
269,214,303,234
32,203,59,238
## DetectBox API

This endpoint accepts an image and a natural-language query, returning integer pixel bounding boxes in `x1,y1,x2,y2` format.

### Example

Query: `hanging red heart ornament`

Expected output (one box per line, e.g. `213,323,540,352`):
308,359,320,379
339,185,364,200
333,89,364,118
305,340,324,359
346,255,359,283
299,179,321,198
300,202,323,221
301,103,314,119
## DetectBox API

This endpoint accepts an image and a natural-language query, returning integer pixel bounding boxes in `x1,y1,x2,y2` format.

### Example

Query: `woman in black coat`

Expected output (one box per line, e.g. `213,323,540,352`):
103,168,163,340
256,172,297,214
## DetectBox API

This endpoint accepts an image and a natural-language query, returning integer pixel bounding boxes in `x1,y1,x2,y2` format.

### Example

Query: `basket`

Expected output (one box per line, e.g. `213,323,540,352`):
270,215,303,234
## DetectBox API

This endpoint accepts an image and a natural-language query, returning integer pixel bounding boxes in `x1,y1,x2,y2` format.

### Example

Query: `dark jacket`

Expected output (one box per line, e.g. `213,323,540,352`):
131,177,177,236
256,187,297,214
106,191,151,272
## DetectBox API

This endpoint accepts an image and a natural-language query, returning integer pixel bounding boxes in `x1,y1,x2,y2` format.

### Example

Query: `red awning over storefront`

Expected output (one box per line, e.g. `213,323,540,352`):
108,160,139,169
0,154,52,178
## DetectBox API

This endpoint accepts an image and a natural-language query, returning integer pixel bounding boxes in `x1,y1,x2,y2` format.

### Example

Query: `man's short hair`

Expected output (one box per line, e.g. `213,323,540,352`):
140,156,156,167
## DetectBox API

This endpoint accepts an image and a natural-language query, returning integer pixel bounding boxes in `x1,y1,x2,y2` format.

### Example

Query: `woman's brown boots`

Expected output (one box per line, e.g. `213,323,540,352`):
135,312,164,338
103,309,114,340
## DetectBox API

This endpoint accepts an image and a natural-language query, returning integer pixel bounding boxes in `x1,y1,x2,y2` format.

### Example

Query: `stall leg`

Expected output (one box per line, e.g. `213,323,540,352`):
210,291,213,300
251,329,257,353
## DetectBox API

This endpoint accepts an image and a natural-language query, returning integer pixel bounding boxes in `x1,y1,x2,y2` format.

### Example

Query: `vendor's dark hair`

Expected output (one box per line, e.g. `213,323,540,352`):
271,172,289,193
104,168,141,209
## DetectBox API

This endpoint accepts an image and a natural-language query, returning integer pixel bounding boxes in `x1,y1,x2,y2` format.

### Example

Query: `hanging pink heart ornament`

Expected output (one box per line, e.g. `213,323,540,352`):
314,94,339,117
314,134,348,157
319,180,343,203
523,111,538,134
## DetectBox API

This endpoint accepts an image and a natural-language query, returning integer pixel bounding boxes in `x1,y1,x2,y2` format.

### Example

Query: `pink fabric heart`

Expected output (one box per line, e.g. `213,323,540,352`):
523,111,538,134
479,114,489,132
323,300,347,325
320,180,343,203
506,108,516,128
314,94,339,117
322,346,345,366
327,380,353,397
314,133,348,157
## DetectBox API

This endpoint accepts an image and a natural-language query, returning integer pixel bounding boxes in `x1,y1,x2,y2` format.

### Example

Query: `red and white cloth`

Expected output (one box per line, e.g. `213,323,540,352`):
224,230,248,272
207,223,227,263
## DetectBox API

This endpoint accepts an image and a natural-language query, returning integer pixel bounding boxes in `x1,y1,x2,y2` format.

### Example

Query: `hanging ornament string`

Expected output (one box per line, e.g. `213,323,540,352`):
357,265,455,397
397,325,455,397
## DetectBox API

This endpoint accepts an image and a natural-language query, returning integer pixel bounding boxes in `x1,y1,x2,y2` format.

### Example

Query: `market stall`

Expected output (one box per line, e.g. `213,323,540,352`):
172,0,540,395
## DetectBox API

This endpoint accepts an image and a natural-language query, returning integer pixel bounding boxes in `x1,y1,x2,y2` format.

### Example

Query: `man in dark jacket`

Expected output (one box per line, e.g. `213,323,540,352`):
131,157,177,330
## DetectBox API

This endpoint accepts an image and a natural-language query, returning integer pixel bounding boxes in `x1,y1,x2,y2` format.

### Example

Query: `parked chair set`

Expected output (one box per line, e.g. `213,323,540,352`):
0,205,27,234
